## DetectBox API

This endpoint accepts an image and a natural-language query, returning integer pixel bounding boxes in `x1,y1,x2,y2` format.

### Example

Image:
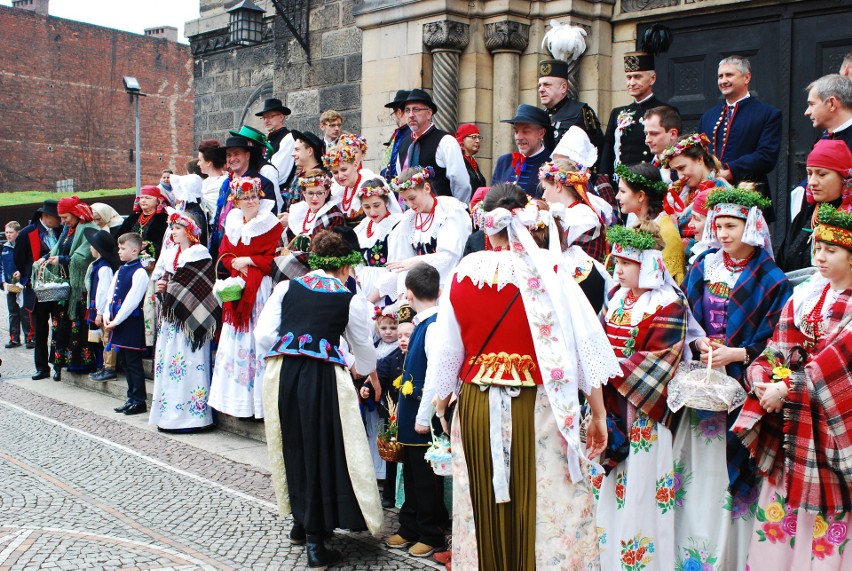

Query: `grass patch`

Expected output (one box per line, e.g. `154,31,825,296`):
0,188,136,207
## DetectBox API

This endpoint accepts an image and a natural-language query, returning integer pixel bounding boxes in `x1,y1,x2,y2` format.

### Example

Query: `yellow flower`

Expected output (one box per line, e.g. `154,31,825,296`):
813,514,828,538
772,366,792,381
764,502,785,522
392,375,402,389
401,381,414,396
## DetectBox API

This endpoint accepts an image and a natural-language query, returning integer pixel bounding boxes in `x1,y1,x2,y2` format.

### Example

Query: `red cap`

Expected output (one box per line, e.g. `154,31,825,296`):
57,196,81,215
455,123,480,146
140,185,164,199
692,189,711,216
807,139,852,173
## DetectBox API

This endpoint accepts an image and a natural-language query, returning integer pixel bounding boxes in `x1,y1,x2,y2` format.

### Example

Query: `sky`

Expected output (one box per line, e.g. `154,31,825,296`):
0,0,201,43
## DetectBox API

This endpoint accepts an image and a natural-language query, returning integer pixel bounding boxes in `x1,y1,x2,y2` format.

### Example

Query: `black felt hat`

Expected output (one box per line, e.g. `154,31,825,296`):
384,89,411,110
404,88,438,114
36,200,59,218
500,104,552,130
291,130,326,163
255,97,291,117
83,227,119,268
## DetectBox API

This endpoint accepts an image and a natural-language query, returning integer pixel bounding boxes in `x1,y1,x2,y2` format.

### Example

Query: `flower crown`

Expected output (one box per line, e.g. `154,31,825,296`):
228,176,264,201
357,181,392,199
167,211,201,238
813,203,852,249
705,187,772,211
391,166,435,192
615,163,668,195
322,144,359,170
607,224,658,252
373,305,398,321
538,162,589,187
337,133,368,154
660,133,711,167
298,172,332,191
307,250,364,270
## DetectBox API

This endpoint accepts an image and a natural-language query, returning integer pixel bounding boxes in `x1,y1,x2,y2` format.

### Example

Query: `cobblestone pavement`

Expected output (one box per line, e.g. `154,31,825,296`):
0,350,439,570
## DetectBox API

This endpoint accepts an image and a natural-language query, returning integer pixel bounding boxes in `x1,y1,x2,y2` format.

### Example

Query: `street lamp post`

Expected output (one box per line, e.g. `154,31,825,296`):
123,76,145,196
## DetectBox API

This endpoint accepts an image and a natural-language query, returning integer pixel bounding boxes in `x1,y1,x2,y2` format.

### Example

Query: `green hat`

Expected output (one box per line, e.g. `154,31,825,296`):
228,125,274,154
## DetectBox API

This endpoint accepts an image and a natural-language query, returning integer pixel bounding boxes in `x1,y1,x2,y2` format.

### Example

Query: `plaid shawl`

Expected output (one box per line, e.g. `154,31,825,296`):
161,256,221,352
685,247,792,501
606,297,687,429
734,290,852,513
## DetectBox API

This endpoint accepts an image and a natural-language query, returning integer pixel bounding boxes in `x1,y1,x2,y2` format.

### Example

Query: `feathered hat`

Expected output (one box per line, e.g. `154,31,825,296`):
624,24,672,72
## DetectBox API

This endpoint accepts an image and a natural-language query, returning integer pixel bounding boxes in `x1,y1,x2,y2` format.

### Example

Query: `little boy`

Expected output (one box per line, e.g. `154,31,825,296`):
1,221,32,348
385,264,448,558
105,233,149,415
83,228,119,381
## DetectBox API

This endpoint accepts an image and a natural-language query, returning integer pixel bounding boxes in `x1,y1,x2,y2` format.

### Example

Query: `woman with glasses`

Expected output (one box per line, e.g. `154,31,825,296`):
456,124,487,195
208,177,283,420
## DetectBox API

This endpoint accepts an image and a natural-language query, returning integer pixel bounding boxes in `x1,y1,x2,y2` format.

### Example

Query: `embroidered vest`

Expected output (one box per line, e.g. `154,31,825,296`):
399,127,451,196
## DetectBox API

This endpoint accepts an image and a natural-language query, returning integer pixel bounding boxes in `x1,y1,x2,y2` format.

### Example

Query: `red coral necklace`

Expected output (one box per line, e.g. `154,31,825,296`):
414,198,437,233
366,212,390,239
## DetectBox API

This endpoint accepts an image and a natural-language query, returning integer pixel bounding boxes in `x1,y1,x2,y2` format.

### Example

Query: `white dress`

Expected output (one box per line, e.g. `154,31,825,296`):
353,212,402,303
149,245,214,431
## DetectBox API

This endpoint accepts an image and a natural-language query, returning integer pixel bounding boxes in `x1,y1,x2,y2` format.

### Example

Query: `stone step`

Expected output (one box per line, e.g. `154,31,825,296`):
62,361,267,443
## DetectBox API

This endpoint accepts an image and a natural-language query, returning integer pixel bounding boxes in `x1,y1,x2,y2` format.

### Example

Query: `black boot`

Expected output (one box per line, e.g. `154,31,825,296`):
306,534,341,570
289,522,306,545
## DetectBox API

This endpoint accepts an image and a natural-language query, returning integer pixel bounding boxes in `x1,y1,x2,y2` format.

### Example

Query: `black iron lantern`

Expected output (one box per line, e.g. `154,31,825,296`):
228,0,266,46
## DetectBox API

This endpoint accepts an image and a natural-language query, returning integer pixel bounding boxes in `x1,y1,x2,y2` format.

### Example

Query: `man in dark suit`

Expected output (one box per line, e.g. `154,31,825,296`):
13,201,62,380
538,59,603,156
600,51,670,178
491,105,554,198
698,55,782,192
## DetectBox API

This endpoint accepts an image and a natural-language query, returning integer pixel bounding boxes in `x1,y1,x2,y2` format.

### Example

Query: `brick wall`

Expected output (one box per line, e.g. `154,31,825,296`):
0,6,194,193
189,0,361,147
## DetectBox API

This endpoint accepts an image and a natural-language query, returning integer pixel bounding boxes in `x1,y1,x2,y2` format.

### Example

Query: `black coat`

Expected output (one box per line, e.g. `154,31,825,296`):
600,95,668,177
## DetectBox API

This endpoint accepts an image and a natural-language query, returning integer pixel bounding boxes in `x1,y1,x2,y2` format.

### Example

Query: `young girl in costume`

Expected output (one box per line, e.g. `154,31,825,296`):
677,186,792,569
593,221,688,571
733,203,852,570
352,179,403,305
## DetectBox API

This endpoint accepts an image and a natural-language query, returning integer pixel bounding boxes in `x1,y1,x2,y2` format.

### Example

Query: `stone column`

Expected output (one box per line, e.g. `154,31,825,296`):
484,20,529,160
422,20,470,133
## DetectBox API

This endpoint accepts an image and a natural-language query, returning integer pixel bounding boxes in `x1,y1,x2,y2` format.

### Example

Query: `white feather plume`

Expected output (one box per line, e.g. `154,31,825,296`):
541,20,587,62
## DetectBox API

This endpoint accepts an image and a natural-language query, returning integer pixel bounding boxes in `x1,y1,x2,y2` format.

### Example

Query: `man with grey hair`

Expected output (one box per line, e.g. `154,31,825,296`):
840,52,852,79
805,73,852,147
698,55,782,206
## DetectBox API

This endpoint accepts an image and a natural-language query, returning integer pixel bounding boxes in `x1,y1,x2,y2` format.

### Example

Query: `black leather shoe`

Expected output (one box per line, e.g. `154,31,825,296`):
32,370,50,380
25,341,35,349
381,498,395,509
306,534,341,570
91,368,117,381
123,402,147,415
289,523,306,545
52,369,61,382
5,341,21,348
114,401,132,413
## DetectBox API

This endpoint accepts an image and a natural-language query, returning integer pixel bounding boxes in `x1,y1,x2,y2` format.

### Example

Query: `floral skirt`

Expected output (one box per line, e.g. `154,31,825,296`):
51,299,94,371
745,479,850,570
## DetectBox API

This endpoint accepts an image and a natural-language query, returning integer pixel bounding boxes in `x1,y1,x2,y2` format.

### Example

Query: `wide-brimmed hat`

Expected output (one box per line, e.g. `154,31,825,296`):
404,89,438,114
384,89,411,110
291,130,326,164
501,104,552,130
254,97,291,117
36,200,59,218
82,227,120,267
227,125,274,154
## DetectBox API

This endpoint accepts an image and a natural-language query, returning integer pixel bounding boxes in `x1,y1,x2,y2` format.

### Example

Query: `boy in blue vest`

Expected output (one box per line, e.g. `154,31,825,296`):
104,233,149,416
83,228,120,381
2,221,32,348
385,263,448,558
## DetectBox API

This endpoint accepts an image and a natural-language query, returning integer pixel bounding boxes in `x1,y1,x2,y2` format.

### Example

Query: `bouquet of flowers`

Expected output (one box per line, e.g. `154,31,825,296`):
377,393,404,462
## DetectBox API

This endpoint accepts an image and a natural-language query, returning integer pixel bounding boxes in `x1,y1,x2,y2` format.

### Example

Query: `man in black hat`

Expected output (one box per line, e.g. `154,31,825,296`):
256,98,296,192
13,200,62,380
223,134,277,205
286,130,326,207
491,104,555,197
600,50,671,178
396,89,470,202
538,59,604,158
381,90,411,180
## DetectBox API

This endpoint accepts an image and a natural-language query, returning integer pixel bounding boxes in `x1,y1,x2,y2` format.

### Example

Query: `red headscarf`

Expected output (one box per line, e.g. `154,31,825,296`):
456,123,481,172
56,196,94,222
806,139,852,206
134,185,168,213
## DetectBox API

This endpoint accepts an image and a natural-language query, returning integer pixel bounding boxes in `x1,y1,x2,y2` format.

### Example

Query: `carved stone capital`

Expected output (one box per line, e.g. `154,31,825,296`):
621,0,678,13
484,20,530,54
423,20,470,53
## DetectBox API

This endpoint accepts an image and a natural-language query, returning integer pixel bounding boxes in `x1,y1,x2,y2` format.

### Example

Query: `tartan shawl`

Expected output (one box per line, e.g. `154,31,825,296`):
605,296,687,429
734,289,852,513
161,255,221,352
685,247,792,501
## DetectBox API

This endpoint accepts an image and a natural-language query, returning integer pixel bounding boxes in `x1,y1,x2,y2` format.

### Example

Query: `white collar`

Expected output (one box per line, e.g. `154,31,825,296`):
523,144,547,159
176,244,210,267
412,305,438,325
830,116,852,134
224,200,279,244
726,93,751,106
634,93,654,105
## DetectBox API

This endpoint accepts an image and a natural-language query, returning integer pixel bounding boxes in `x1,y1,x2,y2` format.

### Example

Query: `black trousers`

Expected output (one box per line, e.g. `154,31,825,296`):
382,460,398,503
32,299,58,373
119,349,146,404
6,291,32,343
398,445,448,547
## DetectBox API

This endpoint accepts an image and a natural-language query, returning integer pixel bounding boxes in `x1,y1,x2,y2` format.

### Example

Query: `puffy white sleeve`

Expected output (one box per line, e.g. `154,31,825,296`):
260,164,283,212
436,135,472,204
270,134,295,187
345,294,377,376
417,280,465,425
254,280,290,357
95,266,114,317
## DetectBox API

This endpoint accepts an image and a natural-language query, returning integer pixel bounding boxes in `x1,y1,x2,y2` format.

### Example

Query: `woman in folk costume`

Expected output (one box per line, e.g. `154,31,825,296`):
196,139,229,229
169,173,209,246
421,196,621,570
89,202,124,237
208,176,283,419
732,204,852,570
592,221,688,571
660,132,731,254
351,178,403,305
385,166,472,300
275,169,345,282
677,187,792,569
255,228,383,571
39,196,98,379
150,209,220,433
615,163,687,284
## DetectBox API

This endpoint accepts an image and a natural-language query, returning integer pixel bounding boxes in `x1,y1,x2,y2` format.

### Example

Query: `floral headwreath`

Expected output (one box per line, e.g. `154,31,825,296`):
660,133,711,168
167,209,201,243
228,176,264,202
323,137,364,170
391,166,435,192
372,305,398,321
607,225,657,259
706,187,772,213
298,172,332,191
538,161,592,204
307,250,364,270
357,181,392,199
813,203,852,249
615,163,668,196
337,133,368,154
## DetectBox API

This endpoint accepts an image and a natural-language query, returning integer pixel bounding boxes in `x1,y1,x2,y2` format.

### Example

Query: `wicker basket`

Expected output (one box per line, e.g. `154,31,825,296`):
377,435,404,463
5,282,23,294
667,345,747,412
33,263,71,302
424,430,452,476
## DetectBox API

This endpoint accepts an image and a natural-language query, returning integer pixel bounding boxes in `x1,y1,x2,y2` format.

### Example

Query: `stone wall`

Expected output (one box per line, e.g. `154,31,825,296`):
188,0,362,149
0,6,194,192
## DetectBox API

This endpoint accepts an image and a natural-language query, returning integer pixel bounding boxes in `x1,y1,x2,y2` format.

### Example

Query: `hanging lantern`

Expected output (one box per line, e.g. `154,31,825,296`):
228,0,266,46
